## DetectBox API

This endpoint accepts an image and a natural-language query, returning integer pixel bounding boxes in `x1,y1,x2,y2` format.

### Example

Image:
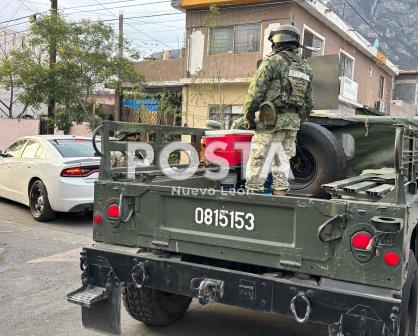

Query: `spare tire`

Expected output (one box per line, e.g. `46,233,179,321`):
290,122,346,197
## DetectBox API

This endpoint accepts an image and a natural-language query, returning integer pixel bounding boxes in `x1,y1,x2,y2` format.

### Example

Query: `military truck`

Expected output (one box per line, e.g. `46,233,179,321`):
67,116,418,336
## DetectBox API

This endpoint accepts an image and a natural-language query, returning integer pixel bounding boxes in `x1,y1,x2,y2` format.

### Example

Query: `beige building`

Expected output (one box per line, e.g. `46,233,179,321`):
138,0,400,128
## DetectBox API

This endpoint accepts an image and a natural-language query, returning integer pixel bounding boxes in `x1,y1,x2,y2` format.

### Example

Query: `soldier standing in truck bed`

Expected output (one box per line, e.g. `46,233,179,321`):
244,25,313,196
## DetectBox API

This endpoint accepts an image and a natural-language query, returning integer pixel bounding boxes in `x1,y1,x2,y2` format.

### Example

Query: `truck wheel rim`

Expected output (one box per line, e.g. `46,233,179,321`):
31,188,44,216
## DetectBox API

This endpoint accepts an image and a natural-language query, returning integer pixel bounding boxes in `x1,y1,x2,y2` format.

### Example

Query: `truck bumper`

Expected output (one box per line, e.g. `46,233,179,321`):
67,244,402,336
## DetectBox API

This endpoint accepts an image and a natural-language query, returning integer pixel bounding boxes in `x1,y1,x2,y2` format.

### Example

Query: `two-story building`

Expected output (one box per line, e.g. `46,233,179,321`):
137,0,400,128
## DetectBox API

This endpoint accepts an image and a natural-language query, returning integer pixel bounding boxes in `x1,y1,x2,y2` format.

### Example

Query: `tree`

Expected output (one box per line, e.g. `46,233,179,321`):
6,14,144,126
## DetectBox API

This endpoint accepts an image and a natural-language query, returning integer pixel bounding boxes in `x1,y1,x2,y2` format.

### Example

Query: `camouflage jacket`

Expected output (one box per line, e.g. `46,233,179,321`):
244,50,313,132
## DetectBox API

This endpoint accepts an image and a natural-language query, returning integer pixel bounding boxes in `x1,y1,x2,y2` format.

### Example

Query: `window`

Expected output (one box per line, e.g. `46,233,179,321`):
21,141,40,158
4,139,27,158
209,23,260,55
209,105,243,129
49,139,100,158
379,76,385,99
339,50,355,79
302,26,325,58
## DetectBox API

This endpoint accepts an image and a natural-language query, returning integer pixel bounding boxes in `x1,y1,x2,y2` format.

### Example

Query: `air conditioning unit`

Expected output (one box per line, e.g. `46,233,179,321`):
375,100,385,113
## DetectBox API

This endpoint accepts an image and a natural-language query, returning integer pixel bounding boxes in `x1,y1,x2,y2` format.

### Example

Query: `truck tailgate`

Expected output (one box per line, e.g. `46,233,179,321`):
94,181,347,271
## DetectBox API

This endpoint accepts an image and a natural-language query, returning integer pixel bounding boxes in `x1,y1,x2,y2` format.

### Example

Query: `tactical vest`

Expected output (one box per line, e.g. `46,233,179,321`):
278,51,312,111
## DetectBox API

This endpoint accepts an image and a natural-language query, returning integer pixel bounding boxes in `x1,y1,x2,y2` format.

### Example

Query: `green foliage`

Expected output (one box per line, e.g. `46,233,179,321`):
0,14,144,122
51,109,72,133
204,5,221,28
158,91,182,124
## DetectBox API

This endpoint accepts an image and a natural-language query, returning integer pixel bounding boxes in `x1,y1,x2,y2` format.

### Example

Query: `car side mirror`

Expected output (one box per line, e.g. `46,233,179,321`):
0,150,3,157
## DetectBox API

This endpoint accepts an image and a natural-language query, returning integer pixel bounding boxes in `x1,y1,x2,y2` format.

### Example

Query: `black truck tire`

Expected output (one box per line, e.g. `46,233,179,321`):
29,180,56,221
290,122,346,197
400,251,417,336
121,283,192,326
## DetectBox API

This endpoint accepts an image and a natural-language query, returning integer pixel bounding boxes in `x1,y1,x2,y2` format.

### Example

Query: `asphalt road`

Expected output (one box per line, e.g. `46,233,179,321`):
0,198,328,336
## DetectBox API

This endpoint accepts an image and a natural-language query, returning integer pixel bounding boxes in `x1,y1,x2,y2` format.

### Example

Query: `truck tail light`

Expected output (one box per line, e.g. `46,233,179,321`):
61,166,99,177
93,213,103,225
107,204,119,218
384,251,400,267
351,232,373,250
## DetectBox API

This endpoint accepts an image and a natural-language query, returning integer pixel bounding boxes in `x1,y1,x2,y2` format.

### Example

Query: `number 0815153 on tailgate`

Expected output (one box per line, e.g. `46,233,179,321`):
194,207,255,231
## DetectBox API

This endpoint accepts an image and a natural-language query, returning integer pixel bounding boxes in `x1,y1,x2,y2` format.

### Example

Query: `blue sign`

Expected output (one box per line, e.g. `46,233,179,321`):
123,99,159,112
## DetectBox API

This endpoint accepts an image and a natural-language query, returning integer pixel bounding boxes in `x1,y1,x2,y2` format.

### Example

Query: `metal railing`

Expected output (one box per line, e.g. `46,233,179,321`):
93,121,206,181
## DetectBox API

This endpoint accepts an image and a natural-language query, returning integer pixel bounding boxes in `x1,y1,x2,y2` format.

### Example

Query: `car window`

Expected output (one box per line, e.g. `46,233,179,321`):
21,141,41,159
35,145,47,158
49,139,100,158
4,139,28,158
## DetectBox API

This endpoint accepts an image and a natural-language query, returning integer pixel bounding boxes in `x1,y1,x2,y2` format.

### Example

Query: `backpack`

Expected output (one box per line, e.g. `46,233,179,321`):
279,51,312,111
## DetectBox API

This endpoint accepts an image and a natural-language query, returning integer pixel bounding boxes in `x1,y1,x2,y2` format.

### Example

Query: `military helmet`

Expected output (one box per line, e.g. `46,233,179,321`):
268,25,300,45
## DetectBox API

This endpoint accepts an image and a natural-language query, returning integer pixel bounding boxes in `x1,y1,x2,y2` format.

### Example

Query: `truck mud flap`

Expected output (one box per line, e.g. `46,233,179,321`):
67,258,121,335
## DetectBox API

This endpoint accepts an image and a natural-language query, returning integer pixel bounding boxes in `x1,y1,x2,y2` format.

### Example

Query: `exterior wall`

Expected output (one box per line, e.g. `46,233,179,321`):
183,83,248,127
185,2,292,79
393,73,418,106
135,59,186,82
0,119,40,150
54,122,94,136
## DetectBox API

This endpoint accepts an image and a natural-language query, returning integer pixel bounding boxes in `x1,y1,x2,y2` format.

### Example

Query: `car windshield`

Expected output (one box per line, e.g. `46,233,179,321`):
49,138,100,158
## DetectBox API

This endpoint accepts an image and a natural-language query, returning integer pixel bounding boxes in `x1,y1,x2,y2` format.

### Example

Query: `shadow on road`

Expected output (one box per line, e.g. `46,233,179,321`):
124,303,327,336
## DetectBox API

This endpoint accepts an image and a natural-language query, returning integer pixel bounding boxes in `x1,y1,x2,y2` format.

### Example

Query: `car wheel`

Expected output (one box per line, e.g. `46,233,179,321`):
29,180,55,221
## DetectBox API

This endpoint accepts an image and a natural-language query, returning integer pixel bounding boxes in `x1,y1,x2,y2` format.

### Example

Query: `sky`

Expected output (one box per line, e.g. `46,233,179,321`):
0,0,186,56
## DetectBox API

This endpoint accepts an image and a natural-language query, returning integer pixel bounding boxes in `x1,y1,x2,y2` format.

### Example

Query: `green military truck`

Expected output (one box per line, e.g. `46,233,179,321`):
68,116,418,336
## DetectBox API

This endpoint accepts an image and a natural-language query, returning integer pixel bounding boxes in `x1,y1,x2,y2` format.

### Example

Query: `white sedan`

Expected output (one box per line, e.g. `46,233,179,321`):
0,135,101,221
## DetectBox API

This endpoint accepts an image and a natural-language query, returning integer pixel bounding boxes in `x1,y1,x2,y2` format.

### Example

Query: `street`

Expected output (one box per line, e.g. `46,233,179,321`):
0,198,327,336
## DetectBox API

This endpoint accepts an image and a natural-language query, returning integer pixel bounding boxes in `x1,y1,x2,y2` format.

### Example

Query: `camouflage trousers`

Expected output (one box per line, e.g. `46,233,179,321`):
245,130,297,192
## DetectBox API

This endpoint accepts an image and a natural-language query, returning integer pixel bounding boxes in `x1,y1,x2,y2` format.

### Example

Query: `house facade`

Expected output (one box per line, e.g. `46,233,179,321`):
392,70,418,116
137,0,400,128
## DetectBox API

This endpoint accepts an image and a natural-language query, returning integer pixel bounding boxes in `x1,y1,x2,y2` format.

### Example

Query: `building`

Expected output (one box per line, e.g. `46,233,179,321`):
392,69,418,116
136,0,401,128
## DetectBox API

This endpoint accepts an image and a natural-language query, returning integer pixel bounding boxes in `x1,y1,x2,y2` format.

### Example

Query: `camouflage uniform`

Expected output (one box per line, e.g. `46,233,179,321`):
111,151,126,168
244,50,313,192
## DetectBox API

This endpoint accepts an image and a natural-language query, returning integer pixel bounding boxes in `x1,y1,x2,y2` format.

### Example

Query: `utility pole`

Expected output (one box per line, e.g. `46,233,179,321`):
48,0,57,134
114,13,123,121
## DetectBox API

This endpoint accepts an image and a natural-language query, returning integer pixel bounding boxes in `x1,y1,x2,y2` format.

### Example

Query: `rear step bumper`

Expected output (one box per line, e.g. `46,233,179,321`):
67,244,402,336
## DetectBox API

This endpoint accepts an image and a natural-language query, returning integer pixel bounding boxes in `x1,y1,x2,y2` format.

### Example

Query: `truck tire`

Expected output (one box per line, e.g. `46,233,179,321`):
400,251,417,336
290,122,346,197
29,180,55,221
121,283,192,326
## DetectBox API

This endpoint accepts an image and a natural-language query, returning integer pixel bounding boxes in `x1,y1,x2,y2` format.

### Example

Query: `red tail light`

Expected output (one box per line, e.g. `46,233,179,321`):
384,252,400,267
61,166,99,177
93,213,103,225
107,204,119,218
351,232,373,250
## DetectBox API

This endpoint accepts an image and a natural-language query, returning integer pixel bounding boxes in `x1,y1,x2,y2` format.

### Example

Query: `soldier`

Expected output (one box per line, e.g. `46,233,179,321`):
244,25,313,196
111,131,141,168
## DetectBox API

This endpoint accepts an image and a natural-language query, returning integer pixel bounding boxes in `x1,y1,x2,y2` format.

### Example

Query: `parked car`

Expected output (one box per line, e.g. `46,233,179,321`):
0,135,101,221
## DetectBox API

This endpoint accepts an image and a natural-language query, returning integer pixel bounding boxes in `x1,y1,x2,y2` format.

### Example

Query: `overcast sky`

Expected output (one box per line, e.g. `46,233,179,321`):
0,0,186,56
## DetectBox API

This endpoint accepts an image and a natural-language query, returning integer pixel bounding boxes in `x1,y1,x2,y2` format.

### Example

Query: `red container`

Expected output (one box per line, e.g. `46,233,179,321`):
203,130,254,166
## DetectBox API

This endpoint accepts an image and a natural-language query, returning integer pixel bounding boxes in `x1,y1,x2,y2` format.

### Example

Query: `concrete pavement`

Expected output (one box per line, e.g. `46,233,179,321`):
0,198,328,336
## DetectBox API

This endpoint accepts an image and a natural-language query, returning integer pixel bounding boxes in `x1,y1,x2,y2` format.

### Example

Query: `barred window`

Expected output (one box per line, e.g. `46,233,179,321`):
209,105,243,129
209,23,260,55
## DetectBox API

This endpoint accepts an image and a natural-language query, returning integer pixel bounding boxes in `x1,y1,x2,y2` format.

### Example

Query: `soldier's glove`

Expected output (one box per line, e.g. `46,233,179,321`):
245,120,256,130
